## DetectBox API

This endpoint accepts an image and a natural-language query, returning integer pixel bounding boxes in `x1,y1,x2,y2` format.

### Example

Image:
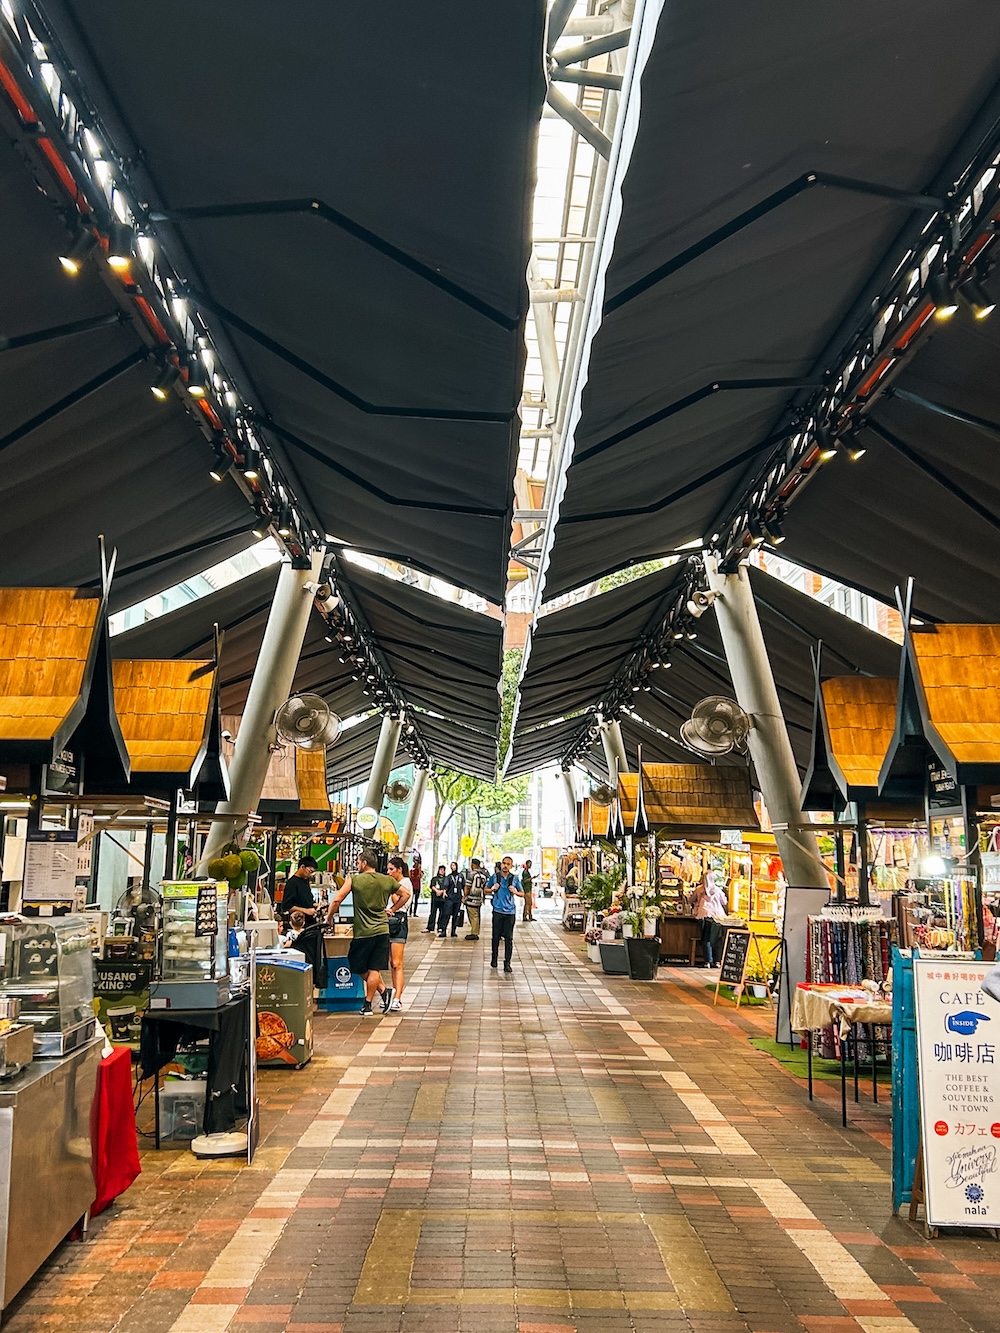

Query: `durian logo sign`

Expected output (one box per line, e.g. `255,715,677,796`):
914,957,1000,1228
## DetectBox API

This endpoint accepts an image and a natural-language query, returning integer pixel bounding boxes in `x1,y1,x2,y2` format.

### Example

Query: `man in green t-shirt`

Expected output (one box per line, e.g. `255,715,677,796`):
327,851,406,1016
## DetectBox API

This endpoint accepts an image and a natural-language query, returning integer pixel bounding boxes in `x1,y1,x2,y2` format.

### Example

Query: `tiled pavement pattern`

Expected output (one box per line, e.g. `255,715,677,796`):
7,912,1000,1333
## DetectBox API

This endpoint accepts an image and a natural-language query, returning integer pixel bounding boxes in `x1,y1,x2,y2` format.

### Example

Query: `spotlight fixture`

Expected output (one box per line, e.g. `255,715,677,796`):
242,446,261,481
150,361,179,401
815,423,837,462
251,506,270,539
685,630,698,640
672,629,685,640
58,226,97,275
761,514,786,546
929,269,959,320
106,221,135,271
209,444,233,482
847,443,867,461
277,505,293,538
960,275,996,320
185,360,208,399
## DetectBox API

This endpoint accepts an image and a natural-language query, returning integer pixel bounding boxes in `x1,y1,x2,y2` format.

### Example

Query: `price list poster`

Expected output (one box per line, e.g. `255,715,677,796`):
914,957,1000,1228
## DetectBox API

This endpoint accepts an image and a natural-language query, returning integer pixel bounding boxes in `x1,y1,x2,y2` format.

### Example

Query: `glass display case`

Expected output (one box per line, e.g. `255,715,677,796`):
154,881,230,1009
0,915,95,1056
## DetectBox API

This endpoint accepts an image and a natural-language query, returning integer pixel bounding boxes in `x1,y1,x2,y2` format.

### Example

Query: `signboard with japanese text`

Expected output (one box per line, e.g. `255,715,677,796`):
913,957,1000,1228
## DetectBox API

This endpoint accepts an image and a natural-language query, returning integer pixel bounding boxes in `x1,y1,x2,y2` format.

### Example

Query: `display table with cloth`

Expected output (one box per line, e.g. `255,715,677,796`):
139,992,249,1147
791,983,893,1125
91,1045,141,1216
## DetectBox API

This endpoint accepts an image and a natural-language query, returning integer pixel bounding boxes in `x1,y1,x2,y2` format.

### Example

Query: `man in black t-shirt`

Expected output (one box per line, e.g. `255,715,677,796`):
279,856,318,928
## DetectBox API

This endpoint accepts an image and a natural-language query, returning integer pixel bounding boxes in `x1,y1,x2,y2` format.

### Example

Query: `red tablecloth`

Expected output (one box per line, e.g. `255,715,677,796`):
92,1046,141,1217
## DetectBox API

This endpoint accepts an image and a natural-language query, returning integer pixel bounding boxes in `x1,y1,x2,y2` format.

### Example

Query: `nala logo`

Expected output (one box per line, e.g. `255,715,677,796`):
946,1011,991,1036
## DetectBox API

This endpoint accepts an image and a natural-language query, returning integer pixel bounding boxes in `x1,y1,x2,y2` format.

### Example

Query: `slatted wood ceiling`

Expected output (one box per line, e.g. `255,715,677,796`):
112,659,215,774
821,677,898,790
618,763,758,828
912,625,1000,764
0,588,98,740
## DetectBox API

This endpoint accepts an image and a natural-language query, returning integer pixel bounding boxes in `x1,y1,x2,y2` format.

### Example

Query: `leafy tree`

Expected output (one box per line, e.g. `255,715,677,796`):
429,767,528,869
498,646,523,764
597,559,667,592
498,826,534,854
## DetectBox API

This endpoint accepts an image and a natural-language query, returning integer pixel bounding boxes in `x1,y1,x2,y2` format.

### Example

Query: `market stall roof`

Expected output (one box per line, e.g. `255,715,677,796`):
0,584,129,786
112,658,226,795
326,716,385,792
511,563,900,775
18,1,545,602
618,763,758,832
0,133,260,612
541,1,1000,599
801,676,899,810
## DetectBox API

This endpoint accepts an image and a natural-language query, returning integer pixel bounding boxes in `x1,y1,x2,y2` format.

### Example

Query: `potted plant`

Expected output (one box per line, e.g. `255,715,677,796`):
600,910,623,943
744,963,769,999
624,892,661,980
584,924,603,963
580,865,625,918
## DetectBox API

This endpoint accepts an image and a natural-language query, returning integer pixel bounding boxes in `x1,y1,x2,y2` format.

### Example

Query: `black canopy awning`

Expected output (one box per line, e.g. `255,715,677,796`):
0,132,257,610
33,1,545,601
511,565,900,775
541,0,1000,598
326,716,384,792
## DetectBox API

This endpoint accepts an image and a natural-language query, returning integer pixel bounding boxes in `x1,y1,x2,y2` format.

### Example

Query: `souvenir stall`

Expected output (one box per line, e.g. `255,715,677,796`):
614,761,766,965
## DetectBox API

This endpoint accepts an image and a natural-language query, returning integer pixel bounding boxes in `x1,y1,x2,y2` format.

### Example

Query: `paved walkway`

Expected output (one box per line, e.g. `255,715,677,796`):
8,913,1000,1333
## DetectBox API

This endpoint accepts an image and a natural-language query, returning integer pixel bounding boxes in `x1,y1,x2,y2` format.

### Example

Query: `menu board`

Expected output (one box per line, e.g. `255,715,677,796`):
195,885,219,938
22,830,77,901
719,928,751,985
914,957,1000,1229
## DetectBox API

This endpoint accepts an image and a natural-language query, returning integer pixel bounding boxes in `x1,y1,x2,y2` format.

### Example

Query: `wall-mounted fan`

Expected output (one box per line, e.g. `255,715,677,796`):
679,695,750,757
385,779,413,803
273,693,341,750
590,782,615,806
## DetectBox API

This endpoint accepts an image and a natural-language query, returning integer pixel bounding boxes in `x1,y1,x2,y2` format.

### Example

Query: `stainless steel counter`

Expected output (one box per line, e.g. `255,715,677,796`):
0,1034,101,1311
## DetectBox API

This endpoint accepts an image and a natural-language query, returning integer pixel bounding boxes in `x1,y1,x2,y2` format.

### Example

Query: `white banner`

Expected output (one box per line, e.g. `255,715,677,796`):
914,957,1000,1228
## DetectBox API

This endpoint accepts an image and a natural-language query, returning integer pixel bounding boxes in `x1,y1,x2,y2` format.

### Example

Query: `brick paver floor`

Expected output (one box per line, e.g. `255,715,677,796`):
7,908,1000,1332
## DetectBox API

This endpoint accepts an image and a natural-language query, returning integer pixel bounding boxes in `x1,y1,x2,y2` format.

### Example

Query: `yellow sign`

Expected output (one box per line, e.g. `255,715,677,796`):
460,835,474,858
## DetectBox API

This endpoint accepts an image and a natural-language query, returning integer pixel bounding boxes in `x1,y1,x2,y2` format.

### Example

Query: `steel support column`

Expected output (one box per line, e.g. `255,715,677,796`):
199,551,324,868
600,720,629,779
560,768,578,829
399,766,430,852
361,714,403,814
704,553,829,1041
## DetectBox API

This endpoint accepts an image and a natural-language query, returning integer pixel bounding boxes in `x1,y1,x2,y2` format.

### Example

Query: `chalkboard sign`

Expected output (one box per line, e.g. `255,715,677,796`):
718,927,751,985
195,885,219,938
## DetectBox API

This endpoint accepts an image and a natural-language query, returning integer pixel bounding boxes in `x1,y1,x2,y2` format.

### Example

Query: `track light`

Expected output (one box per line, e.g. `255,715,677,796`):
185,359,208,399
251,501,271,539
960,275,996,320
150,361,179,401
815,423,838,462
242,446,261,481
209,446,233,482
847,443,866,461
929,270,958,320
106,221,135,271
277,505,293,538
59,226,97,275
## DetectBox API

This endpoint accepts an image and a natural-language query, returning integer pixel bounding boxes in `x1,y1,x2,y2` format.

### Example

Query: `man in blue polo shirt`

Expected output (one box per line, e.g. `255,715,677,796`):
486,856,523,973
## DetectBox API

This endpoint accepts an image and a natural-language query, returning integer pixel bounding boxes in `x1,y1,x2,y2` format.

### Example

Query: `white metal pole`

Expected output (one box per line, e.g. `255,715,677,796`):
399,766,430,852
199,550,325,869
361,714,403,814
560,768,577,828
703,553,829,1040
600,720,629,778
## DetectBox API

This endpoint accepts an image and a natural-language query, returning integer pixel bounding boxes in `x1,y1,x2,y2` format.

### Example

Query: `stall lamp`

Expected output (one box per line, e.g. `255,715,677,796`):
150,362,179,400
106,221,136,271
929,270,959,319
960,277,996,320
58,227,97,275
920,855,947,877
209,447,233,482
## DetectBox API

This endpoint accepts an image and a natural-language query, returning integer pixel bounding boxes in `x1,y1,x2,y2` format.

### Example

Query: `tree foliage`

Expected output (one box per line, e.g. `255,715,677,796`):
429,766,528,866
498,646,523,764
597,560,667,592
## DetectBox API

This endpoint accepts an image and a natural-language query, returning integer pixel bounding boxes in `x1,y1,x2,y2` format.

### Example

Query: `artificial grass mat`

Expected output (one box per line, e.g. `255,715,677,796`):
749,1035,892,1085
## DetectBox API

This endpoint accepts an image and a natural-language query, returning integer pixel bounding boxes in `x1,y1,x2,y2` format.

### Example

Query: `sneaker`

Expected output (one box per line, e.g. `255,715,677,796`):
360,1001,374,1016
381,986,395,1015
438,932,447,939
503,965,513,973
490,961,498,969
389,997,402,1012
464,934,476,940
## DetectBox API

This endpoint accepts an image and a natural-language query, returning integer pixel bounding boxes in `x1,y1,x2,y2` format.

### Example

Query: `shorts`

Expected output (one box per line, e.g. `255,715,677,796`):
348,933,390,976
388,912,408,942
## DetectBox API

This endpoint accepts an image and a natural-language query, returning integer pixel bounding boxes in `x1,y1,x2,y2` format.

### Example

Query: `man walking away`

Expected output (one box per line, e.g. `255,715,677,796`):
438,861,464,938
521,860,534,922
327,851,405,1015
486,856,523,973
425,864,447,933
463,858,487,940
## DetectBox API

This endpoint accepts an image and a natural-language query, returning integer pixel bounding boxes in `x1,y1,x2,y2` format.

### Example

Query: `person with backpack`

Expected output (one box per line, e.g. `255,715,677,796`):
521,860,535,922
463,858,487,940
486,856,523,973
425,864,447,933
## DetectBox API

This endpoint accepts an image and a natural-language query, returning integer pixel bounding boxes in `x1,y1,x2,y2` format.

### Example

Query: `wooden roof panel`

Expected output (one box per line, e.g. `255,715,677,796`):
912,626,1000,764
295,748,331,814
0,588,100,741
618,763,757,828
112,659,216,775
821,676,897,790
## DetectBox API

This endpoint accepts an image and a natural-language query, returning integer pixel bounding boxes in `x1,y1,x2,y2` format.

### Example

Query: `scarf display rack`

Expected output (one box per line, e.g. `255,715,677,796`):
805,914,896,1059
